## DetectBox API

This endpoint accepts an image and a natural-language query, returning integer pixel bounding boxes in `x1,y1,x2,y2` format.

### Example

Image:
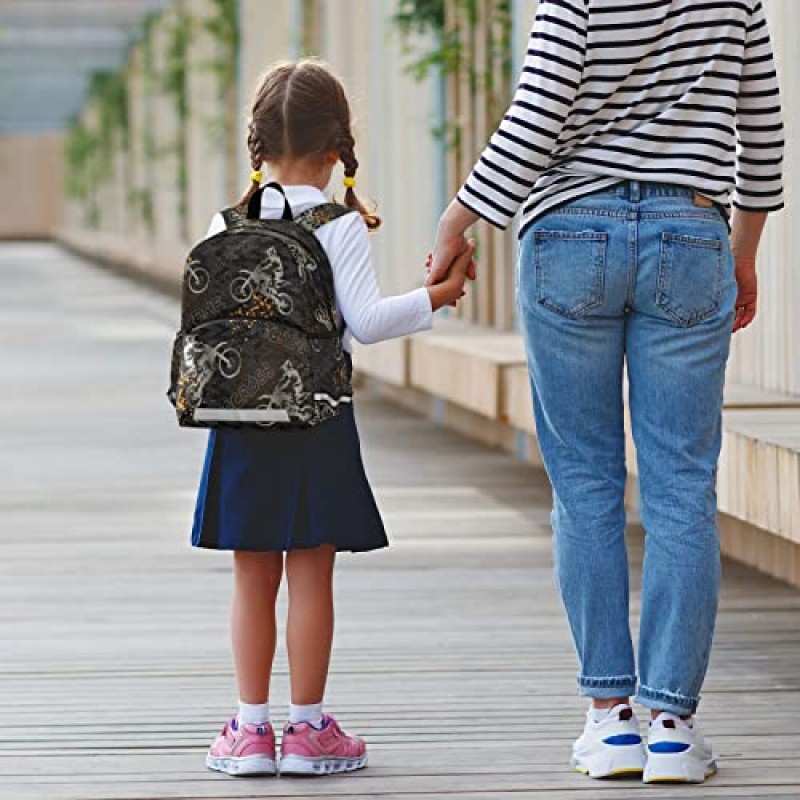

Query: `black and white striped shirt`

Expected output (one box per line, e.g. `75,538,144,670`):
458,0,785,236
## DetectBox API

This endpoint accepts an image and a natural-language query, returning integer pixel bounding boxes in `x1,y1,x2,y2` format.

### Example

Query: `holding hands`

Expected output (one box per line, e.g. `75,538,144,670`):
423,199,481,311
425,239,476,311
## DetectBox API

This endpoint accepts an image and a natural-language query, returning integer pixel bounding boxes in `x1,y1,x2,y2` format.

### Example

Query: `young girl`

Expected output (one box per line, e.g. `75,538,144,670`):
193,59,472,778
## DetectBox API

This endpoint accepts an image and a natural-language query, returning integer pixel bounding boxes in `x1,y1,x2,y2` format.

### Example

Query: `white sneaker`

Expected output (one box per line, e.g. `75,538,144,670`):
571,704,646,778
643,712,717,784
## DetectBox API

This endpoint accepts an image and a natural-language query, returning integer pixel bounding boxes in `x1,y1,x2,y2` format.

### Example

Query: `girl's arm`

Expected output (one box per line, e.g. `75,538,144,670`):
330,214,466,345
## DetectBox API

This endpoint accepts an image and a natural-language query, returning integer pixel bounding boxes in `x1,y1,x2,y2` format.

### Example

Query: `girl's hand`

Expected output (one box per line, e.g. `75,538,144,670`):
428,230,470,287
426,252,465,308
427,200,480,286
733,261,758,332
426,241,475,311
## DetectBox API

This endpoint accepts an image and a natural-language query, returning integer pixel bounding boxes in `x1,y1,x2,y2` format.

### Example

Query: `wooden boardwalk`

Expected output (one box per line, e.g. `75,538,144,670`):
1,242,798,799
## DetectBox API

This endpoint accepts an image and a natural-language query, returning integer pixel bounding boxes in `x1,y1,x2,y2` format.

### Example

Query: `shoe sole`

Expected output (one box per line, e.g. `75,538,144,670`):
279,753,368,776
572,745,646,779
643,752,717,784
206,754,277,776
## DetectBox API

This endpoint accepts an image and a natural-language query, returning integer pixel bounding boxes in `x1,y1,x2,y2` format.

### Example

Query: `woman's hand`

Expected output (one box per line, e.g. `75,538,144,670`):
730,209,766,333
427,200,480,287
733,261,758,332
426,241,475,311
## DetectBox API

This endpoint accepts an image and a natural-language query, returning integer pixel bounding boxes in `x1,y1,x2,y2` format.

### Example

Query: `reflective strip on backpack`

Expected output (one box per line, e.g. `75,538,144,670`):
194,408,291,424
313,393,353,407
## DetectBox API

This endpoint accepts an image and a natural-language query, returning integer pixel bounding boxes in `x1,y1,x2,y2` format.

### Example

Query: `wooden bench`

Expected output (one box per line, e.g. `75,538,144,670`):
409,327,526,419
351,338,410,386
353,320,528,420
717,409,800,584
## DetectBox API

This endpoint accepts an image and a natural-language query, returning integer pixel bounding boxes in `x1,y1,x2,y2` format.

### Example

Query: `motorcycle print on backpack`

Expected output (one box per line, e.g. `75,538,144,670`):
168,183,356,429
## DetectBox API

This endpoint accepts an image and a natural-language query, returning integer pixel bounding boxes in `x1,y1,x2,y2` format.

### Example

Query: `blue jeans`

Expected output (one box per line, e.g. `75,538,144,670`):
518,181,736,716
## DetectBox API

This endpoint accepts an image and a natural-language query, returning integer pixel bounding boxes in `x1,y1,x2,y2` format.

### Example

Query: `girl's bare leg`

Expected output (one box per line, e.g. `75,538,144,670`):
232,551,283,704
285,545,336,705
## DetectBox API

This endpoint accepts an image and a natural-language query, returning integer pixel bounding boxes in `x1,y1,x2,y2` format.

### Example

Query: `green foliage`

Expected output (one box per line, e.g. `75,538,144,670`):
127,188,155,230
204,0,240,96
65,66,131,228
483,0,513,122
140,11,160,93
140,10,161,45
201,0,240,201
65,121,98,199
137,14,159,232
162,10,192,122
393,0,511,81
64,1,243,236
64,119,102,228
392,0,457,81
393,0,446,35
392,0,513,144
88,69,130,153
160,9,193,240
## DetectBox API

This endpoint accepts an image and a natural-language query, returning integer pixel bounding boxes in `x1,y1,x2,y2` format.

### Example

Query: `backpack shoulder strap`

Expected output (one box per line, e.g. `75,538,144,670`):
220,206,247,229
294,203,357,234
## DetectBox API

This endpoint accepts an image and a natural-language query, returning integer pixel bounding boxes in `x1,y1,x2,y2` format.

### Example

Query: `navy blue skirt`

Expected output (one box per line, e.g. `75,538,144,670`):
192,403,388,553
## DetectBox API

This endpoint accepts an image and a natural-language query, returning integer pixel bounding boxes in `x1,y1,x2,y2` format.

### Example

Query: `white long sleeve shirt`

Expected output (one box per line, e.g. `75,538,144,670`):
458,0,785,237
206,184,433,352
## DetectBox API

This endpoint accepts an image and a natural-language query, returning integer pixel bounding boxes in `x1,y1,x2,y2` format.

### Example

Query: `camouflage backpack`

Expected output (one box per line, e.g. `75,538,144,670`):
168,183,356,429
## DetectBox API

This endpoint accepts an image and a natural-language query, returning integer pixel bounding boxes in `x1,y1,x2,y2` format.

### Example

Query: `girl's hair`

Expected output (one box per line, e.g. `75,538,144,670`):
240,59,380,230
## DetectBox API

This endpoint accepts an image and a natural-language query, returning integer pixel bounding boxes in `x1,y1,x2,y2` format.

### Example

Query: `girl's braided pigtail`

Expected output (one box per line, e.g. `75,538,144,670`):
237,121,265,210
338,132,381,231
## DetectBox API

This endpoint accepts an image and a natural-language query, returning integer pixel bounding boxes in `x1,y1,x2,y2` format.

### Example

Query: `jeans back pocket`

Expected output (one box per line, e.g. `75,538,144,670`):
657,233,723,327
533,230,608,319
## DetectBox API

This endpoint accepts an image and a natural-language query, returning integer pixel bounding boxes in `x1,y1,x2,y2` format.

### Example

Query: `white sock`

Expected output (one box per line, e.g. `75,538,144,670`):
237,701,270,727
289,702,323,727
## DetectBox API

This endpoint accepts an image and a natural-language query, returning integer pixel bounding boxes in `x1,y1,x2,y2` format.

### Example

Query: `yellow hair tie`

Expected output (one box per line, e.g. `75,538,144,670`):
250,170,263,184
343,176,356,189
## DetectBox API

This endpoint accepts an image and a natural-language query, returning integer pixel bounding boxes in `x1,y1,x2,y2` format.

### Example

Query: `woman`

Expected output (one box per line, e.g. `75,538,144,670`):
429,0,783,784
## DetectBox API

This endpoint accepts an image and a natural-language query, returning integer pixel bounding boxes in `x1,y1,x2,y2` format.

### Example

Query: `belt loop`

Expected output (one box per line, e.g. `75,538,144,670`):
630,180,641,203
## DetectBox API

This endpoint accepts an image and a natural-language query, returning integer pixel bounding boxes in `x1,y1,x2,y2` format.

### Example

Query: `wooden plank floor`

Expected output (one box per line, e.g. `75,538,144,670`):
1,242,799,799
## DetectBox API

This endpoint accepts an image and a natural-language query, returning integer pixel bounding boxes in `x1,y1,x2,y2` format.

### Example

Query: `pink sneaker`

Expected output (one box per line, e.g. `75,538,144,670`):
206,717,277,776
279,714,367,775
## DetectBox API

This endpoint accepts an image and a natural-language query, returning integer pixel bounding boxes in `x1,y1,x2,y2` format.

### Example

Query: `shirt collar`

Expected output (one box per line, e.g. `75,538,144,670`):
261,184,327,208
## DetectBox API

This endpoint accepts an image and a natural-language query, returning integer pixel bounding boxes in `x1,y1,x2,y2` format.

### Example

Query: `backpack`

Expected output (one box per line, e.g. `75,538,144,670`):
168,183,356,429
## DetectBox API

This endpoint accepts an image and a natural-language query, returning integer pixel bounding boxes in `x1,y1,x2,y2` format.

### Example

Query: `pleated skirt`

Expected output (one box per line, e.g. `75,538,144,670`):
191,404,388,553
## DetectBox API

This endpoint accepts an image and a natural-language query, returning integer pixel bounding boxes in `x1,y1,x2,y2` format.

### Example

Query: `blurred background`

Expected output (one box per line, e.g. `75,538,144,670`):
0,0,797,584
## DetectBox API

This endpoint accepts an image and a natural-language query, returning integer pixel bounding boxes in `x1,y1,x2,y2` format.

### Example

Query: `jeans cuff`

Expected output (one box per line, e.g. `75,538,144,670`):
578,674,637,699
635,685,699,716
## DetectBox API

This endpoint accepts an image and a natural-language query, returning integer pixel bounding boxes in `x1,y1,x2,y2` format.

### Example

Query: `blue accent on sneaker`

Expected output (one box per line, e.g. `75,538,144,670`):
648,741,691,754
602,734,643,746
